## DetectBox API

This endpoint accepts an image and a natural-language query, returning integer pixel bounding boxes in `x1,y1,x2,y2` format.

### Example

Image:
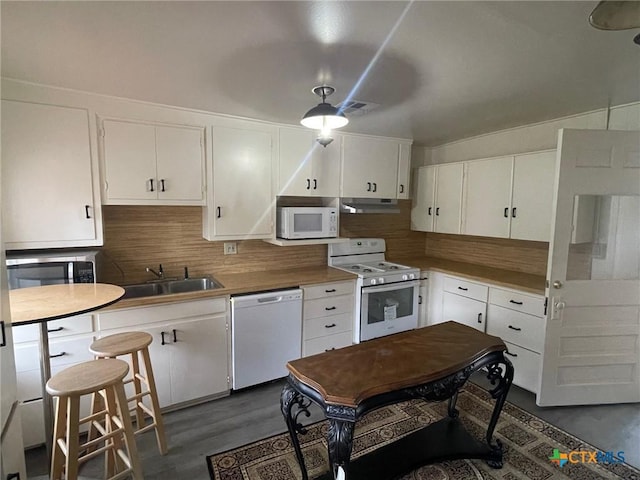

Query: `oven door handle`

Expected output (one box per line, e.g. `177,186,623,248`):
362,280,420,294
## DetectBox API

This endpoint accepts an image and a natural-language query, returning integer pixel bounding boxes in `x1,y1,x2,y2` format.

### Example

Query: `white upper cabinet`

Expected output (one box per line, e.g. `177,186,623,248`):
100,119,205,205
1,100,102,249
277,127,340,197
341,135,399,198
396,143,411,199
203,120,274,240
462,150,556,241
412,163,464,234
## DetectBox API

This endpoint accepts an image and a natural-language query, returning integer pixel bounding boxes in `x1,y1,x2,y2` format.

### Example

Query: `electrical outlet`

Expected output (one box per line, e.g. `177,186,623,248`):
223,242,237,255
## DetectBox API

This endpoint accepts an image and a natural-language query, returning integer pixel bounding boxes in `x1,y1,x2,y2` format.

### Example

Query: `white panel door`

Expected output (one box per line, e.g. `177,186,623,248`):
442,292,486,332
312,135,341,197
411,166,436,232
342,136,398,198
463,156,513,238
155,126,204,203
538,129,640,406
510,150,557,241
278,127,316,196
434,163,463,234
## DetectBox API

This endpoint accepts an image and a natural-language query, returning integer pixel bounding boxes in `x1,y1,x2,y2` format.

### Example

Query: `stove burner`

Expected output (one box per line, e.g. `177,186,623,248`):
388,265,399,270
351,265,361,270
363,268,373,273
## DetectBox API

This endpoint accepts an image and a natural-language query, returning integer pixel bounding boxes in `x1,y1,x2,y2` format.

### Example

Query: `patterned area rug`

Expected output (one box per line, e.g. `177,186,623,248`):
207,382,640,480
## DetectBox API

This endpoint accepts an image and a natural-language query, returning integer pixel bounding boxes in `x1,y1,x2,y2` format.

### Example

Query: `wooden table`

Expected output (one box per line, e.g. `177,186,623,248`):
9,283,125,457
280,321,514,480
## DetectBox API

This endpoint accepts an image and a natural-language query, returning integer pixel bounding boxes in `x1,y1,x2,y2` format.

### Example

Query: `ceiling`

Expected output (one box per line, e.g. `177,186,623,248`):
1,1,638,147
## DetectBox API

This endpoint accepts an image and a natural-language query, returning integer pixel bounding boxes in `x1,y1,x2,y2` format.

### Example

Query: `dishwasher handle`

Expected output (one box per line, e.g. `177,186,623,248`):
258,295,284,304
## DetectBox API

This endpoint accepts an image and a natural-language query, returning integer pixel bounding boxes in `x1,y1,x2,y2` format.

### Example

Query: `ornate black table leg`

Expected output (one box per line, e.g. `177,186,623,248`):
484,355,514,468
327,419,355,479
447,390,459,418
281,381,312,480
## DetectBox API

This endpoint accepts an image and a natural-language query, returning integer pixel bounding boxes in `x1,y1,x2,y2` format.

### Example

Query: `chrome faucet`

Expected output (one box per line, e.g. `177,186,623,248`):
146,264,164,279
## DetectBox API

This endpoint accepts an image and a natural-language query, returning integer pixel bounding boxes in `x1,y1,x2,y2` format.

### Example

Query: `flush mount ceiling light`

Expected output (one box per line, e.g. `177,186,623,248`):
301,86,348,147
589,1,640,44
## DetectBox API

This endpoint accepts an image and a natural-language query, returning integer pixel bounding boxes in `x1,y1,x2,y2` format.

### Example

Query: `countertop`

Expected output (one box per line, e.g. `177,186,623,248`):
102,256,546,311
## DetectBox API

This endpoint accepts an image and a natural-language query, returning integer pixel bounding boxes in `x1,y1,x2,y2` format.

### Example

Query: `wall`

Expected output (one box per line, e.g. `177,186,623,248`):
98,200,425,285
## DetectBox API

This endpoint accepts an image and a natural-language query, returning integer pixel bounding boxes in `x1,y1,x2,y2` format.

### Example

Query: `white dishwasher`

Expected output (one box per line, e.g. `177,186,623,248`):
231,289,303,390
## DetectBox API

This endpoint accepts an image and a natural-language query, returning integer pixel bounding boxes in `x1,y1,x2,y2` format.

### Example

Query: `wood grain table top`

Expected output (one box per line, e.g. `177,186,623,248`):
287,321,506,407
9,283,125,325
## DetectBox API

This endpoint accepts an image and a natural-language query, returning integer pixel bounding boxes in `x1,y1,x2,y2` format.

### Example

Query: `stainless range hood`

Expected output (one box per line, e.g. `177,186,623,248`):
340,198,400,214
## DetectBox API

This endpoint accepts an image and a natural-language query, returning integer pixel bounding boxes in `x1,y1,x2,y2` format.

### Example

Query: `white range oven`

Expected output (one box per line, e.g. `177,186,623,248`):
328,238,419,342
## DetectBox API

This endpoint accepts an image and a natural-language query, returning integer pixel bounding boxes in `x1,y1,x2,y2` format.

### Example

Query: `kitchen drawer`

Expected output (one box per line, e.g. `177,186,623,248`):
21,399,45,449
303,281,355,301
443,276,488,302
487,304,544,352
489,287,545,317
14,334,95,372
303,295,353,320
504,341,540,394
304,312,352,341
97,297,227,330
303,331,353,357
12,314,94,344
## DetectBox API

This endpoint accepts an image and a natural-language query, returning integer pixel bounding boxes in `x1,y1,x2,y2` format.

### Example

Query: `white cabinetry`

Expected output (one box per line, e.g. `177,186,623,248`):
277,127,341,197
411,163,464,234
417,271,429,327
486,287,546,393
342,135,400,199
397,143,411,199
462,151,556,241
100,119,205,205
96,298,230,408
441,276,487,332
302,281,354,356
204,121,274,240
1,100,102,249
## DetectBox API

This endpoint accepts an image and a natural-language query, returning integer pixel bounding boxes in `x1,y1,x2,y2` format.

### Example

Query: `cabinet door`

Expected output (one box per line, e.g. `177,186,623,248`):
102,120,157,202
210,125,273,238
510,151,557,241
138,325,173,408
155,126,204,203
463,156,513,238
442,292,486,332
397,143,411,199
277,127,316,196
170,316,229,404
342,136,398,198
411,166,436,231
2,100,100,247
312,135,341,197
434,163,463,234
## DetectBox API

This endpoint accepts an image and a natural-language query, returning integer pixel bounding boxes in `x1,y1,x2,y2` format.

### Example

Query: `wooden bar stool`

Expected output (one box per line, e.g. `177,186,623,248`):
46,358,143,480
89,332,168,455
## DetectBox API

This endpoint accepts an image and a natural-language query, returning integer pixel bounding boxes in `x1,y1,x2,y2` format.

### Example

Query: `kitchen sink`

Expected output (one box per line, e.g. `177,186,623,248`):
122,276,224,299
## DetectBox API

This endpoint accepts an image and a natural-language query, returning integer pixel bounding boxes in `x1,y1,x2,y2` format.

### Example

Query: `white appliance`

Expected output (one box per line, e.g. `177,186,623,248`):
328,239,420,342
231,289,303,390
276,206,338,240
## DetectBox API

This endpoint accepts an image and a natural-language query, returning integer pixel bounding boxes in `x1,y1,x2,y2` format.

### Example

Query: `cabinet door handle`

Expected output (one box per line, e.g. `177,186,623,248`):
457,286,468,291
306,179,311,190
325,289,336,293
435,207,440,216
505,351,518,358
399,184,405,193
508,325,522,331
418,294,423,305
0,321,6,347
367,182,372,192
216,206,222,218
161,331,167,345
512,207,517,218
313,179,317,190
325,323,337,328
504,207,509,218
48,326,64,333
477,313,483,323
428,207,432,216
85,205,91,219
325,347,336,352
160,179,166,192
149,178,155,192
173,329,178,342
372,182,377,192
509,300,524,305
50,352,66,358
325,306,337,311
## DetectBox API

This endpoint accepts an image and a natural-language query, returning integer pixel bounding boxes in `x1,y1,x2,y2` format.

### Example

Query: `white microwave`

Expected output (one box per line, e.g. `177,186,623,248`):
276,207,338,240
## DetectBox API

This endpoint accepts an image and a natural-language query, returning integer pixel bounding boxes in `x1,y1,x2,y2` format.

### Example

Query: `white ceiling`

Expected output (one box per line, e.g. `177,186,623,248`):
1,1,638,146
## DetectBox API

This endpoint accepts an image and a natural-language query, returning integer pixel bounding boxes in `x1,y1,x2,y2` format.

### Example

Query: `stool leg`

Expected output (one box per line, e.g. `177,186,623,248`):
131,350,145,429
141,346,168,454
50,396,67,480
65,396,81,480
103,385,126,477
86,389,106,453
114,381,144,479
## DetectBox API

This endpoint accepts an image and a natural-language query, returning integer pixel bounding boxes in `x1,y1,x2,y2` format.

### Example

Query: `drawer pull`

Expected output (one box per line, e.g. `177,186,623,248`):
477,313,483,324
325,306,337,311
509,300,524,305
508,325,522,331
325,323,337,329
505,351,518,358
325,347,336,352
325,289,337,293
161,331,167,345
457,286,468,291
50,352,67,358
173,329,178,343
48,326,64,333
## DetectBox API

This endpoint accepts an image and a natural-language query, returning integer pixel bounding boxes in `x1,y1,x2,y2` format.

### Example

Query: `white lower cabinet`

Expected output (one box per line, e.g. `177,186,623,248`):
96,297,230,409
302,280,355,356
417,272,429,327
441,276,488,332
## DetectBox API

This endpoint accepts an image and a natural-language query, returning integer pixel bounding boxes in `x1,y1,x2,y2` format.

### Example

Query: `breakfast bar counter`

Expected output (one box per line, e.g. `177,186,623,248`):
281,321,514,480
